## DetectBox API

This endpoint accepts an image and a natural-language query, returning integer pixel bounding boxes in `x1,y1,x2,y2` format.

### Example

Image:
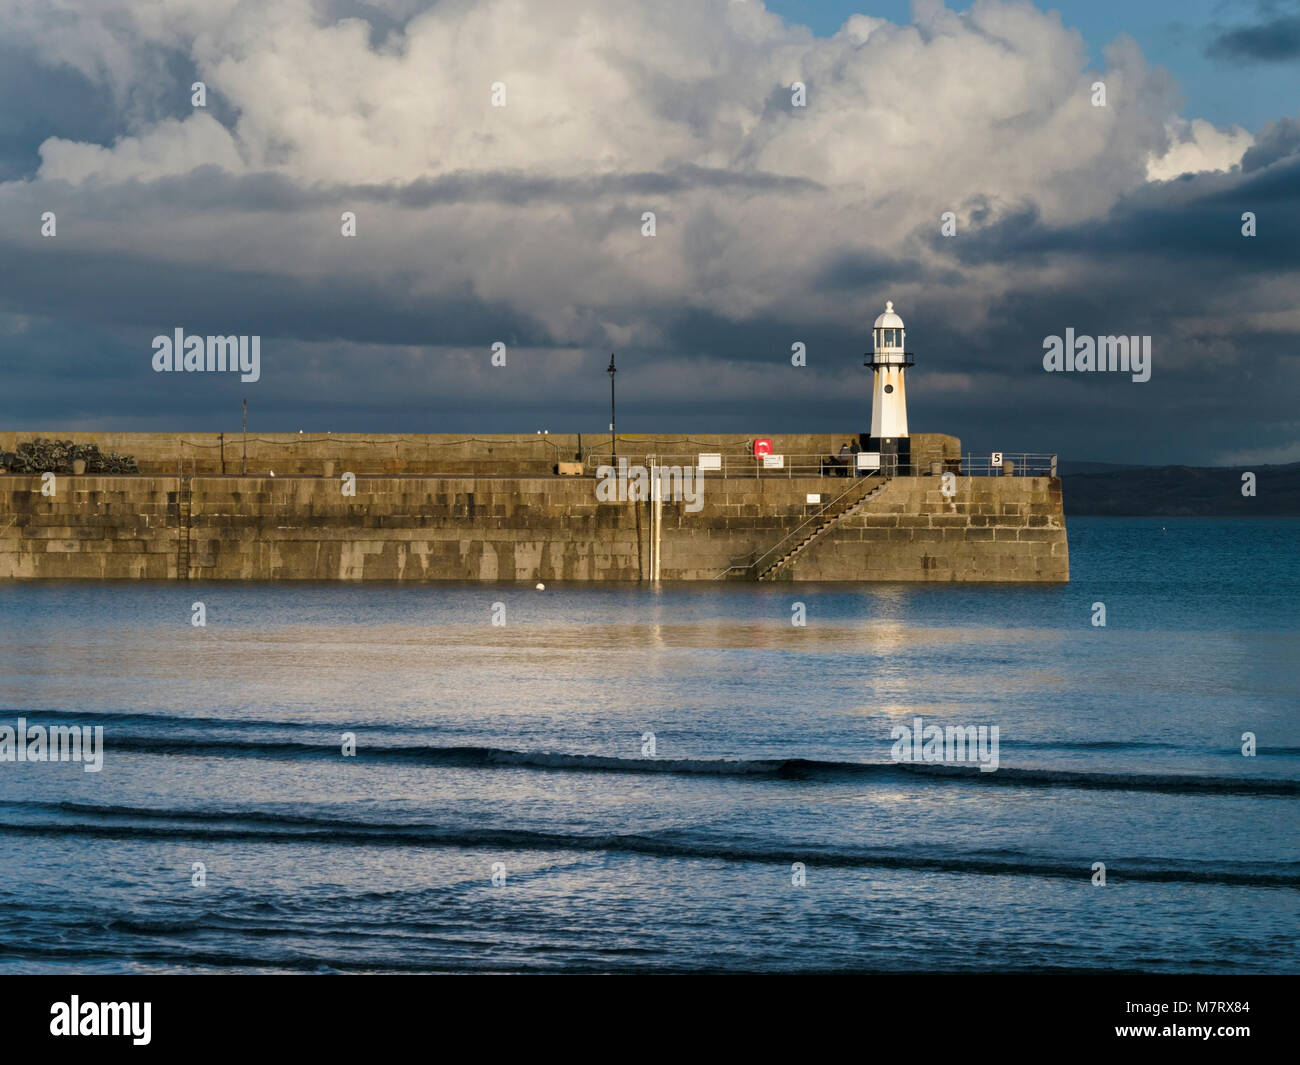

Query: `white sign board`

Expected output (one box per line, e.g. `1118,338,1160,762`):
991,452,1004,468
806,494,821,504
857,452,881,470
697,453,722,471
762,454,784,468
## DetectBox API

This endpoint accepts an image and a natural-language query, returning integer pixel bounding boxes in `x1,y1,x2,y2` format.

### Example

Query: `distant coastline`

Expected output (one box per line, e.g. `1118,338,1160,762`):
1061,461,1300,516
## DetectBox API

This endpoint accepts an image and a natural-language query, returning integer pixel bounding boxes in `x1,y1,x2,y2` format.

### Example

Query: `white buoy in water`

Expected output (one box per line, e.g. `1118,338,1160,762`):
536,582,545,590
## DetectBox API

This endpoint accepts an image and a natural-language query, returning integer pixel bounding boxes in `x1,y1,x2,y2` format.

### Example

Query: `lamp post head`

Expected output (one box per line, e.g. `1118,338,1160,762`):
607,353,616,376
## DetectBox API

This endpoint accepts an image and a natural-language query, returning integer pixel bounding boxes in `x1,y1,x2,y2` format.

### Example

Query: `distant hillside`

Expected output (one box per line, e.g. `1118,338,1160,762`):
1061,462,1300,516
1057,461,1144,476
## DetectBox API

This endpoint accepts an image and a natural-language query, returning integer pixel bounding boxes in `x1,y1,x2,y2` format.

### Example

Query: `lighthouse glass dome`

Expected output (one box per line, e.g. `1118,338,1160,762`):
870,301,911,366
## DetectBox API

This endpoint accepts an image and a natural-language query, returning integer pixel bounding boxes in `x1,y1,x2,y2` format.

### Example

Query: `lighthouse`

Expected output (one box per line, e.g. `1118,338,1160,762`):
866,300,914,475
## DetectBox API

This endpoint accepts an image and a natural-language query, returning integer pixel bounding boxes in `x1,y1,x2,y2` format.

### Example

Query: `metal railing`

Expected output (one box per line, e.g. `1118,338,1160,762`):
714,471,882,579
580,451,1060,479
959,453,1058,476
585,452,865,479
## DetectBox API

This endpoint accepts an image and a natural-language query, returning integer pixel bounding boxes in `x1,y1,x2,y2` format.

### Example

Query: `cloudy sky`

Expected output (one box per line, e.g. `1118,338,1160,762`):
0,0,1296,464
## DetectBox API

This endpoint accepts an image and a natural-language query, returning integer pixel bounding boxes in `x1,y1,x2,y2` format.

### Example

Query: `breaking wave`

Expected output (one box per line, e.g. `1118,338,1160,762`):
1,800,1296,887
67,734,1300,795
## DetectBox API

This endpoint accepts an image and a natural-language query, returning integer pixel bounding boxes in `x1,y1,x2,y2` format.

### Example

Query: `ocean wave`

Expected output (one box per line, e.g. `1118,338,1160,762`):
65,735,1300,795
9,709,341,731
10,710,1300,757
1,802,1296,887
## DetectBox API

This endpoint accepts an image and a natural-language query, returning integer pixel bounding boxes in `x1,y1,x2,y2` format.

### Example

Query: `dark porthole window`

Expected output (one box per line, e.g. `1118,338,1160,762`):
884,384,894,393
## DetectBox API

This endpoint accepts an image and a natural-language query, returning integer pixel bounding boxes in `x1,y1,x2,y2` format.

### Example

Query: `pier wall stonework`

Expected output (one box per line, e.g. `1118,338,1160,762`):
787,476,1068,582
0,432,1065,582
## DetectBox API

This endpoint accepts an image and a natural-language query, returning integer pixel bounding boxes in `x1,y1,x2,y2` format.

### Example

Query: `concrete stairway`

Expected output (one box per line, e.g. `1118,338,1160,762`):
755,476,890,581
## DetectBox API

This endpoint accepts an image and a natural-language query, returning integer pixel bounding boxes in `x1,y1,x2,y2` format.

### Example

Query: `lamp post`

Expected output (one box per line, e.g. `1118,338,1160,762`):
607,353,617,464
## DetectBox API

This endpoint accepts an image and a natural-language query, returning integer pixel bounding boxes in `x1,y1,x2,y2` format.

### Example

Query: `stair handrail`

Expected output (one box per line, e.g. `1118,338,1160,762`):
755,479,876,579
716,470,882,579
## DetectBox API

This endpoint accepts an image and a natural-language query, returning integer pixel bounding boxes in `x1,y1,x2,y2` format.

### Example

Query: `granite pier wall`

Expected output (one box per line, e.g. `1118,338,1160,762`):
0,432,1067,582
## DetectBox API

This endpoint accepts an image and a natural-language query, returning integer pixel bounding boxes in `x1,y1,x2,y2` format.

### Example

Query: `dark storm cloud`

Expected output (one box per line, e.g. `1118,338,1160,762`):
0,244,549,347
660,306,865,364
1242,115,1300,171
368,164,823,206
812,247,929,291
1206,14,1300,62
34,163,822,215
934,151,1300,272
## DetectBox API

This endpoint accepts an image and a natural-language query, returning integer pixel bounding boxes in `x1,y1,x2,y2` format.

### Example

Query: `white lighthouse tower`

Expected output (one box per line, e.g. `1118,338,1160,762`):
866,300,913,474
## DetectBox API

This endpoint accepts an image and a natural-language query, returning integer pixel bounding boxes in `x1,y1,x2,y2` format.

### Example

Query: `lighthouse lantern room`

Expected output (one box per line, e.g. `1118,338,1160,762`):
865,300,914,474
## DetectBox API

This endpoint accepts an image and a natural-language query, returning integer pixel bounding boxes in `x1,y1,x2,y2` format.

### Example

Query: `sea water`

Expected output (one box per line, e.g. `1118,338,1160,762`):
0,518,1295,973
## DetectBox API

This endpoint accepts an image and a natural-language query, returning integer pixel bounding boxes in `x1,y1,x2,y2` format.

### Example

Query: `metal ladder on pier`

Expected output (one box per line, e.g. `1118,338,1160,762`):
176,475,192,580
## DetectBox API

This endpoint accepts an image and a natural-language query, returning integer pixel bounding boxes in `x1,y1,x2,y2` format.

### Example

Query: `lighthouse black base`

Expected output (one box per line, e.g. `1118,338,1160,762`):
866,435,911,476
